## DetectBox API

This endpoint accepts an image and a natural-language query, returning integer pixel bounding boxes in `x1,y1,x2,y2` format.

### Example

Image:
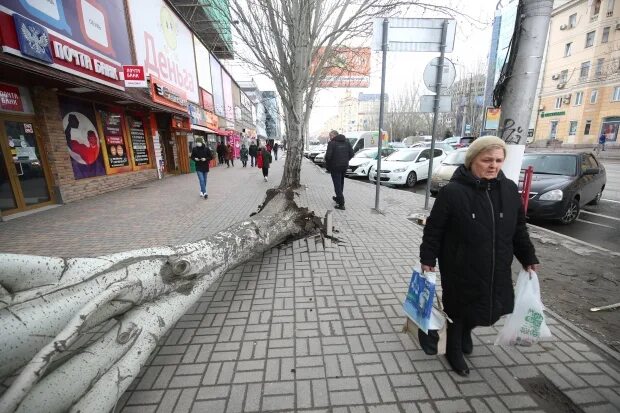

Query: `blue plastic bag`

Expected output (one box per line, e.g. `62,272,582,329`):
403,265,437,334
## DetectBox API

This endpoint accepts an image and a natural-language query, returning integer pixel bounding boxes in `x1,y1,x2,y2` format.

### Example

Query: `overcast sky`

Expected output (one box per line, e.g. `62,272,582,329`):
226,0,497,135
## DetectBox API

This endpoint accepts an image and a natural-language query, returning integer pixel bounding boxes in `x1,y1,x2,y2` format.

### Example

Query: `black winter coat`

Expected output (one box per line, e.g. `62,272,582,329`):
325,134,354,172
191,145,212,172
249,144,258,156
420,166,538,327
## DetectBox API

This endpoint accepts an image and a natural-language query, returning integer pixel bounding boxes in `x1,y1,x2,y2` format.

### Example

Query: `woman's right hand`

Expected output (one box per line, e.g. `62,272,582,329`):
421,264,436,273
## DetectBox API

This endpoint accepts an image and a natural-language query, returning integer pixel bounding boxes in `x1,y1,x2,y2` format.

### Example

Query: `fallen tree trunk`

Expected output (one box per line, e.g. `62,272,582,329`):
0,190,319,413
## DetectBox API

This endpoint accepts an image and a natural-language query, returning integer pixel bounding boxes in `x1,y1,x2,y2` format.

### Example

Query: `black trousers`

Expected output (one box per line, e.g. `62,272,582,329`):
218,154,224,164
262,167,269,177
250,155,256,166
330,170,346,205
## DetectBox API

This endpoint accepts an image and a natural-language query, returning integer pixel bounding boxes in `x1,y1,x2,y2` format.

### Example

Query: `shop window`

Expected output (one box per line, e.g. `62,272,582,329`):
569,121,578,136
608,0,615,16
592,0,602,16
613,86,620,101
596,58,605,76
584,120,592,135
586,31,596,48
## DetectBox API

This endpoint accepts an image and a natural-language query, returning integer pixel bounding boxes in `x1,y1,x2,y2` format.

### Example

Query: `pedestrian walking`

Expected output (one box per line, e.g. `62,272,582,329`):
225,142,234,167
598,133,606,152
216,142,225,165
190,137,213,199
249,140,258,167
419,136,539,377
325,133,354,210
273,142,279,160
240,144,249,167
257,144,271,181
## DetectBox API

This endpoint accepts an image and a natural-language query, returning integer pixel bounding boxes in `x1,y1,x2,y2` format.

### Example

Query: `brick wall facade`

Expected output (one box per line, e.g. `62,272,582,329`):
32,87,158,204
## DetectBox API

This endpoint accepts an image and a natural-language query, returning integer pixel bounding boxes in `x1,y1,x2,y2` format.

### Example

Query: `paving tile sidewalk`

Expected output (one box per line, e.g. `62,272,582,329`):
1,154,619,412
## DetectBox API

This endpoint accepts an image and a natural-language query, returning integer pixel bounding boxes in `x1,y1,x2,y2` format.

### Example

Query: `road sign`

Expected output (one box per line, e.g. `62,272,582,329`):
465,124,471,134
423,58,456,93
420,95,452,113
373,18,456,52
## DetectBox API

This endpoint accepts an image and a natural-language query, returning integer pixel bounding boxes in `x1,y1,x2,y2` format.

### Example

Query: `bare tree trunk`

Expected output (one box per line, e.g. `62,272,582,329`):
0,191,319,413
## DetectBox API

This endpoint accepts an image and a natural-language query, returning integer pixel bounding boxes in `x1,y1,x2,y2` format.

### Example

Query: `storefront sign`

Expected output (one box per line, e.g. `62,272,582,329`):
123,65,147,88
127,114,150,166
171,115,191,131
314,47,371,88
484,107,501,130
189,103,208,127
0,1,131,89
540,111,565,118
149,75,188,111
127,0,199,103
0,83,23,112
99,110,129,169
210,55,225,117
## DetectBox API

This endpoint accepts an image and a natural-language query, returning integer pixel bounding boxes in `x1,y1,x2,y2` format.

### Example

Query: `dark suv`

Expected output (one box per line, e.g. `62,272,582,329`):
521,152,606,224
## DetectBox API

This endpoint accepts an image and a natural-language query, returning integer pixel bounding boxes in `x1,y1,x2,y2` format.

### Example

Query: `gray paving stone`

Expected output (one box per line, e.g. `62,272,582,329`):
196,385,230,400
565,388,607,404
155,389,181,413
500,394,538,409
329,390,364,405
244,383,263,412
395,386,430,402
127,390,164,405
433,399,472,413
191,399,226,413
262,395,295,411
225,384,246,413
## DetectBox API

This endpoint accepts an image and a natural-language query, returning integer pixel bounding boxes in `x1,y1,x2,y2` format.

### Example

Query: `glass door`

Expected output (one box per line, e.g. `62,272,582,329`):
0,117,53,214
0,141,18,212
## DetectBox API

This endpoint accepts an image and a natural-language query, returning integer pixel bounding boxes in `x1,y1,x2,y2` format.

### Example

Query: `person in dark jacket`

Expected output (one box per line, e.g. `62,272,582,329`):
273,142,279,160
249,141,258,166
240,144,249,167
420,136,539,377
225,142,234,167
325,133,354,210
216,142,225,165
190,137,213,199
259,144,271,181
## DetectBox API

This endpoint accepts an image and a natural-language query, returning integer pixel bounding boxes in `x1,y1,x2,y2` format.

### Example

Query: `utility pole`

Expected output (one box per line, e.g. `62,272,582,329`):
497,0,552,183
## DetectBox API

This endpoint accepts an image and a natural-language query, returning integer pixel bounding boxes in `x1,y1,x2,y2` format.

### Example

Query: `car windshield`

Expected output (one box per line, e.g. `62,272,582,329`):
385,150,420,162
443,150,467,165
347,138,358,147
354,150,377,159
522,154,577,176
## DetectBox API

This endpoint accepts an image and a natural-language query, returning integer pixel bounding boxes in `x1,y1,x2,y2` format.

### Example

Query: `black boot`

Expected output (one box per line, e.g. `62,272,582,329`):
446,321,469,377
462,327,473,355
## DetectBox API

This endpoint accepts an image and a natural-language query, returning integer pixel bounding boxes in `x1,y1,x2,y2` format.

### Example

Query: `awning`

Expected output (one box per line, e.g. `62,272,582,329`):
0,53,188,116
191,124,218,134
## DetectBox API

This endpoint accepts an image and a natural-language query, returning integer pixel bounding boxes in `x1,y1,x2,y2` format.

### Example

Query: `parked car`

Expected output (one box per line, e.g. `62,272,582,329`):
454,136,477,148
314,150,327,166
430,148,468,194
369,147,447,187
441,136,461,147
521,152,606,224
307,144,327,161
304,144,322,158
347,147,398,178
411,141,455,153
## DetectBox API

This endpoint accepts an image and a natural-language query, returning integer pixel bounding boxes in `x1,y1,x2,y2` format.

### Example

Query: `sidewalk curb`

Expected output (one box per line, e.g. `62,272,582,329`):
527,222,620,256
545,307,620,363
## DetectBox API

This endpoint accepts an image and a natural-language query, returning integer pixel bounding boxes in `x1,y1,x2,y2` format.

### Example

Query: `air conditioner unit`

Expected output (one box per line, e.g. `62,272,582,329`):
562,94,572,103
560,24,568,30
557,82,566,89
538,104,545,111
551,74,560,80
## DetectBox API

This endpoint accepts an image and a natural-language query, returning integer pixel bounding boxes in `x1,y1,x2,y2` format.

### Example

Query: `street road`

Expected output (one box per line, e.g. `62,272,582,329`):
350,158,620,252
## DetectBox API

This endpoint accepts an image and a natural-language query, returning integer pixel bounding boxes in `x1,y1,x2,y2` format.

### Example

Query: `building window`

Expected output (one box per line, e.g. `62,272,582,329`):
580,61,591,80
569,13,577,27
575,91,584,105
564,42,572,56
593,0,602,15
591,89,599,103
569,121,578,135
613,86,620,101
555,97,563,109
596,58,605,77
586,31,596,47
602,27,610,43
585,120,592,135
560,70,568,83
607,0,615,16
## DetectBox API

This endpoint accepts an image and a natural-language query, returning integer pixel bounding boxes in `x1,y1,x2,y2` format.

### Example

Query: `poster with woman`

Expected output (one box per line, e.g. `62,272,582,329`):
59,96,106,179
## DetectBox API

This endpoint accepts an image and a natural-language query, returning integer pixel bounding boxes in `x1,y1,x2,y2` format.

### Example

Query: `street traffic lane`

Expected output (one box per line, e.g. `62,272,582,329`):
600,159,620,202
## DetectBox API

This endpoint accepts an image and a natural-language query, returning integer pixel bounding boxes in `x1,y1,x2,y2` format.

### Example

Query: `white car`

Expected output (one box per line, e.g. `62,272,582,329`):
369,148,447,187
347,147,398,178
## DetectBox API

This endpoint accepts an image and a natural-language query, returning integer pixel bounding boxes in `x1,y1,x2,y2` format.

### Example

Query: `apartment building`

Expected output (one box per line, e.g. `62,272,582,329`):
534,0,620,146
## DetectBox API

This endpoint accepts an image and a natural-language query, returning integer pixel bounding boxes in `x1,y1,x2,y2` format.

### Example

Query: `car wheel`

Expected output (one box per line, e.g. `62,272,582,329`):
406,171,417,188
559,198,580,225
588,188,603,205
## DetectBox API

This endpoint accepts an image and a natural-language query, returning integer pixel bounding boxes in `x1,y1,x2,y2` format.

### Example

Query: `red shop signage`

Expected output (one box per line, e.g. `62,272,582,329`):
0,84,23,112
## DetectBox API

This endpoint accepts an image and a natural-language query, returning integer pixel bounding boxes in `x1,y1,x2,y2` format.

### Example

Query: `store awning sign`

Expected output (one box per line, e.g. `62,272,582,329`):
0,83,23,112
123,65,147,88
13,14,53,63
540,111,565,118
150,75,188,111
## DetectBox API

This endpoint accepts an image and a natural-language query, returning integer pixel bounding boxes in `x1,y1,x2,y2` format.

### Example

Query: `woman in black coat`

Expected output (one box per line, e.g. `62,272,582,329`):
420,136,539,377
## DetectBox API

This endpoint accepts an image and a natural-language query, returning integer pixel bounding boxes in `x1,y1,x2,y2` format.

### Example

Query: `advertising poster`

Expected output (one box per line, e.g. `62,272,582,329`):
314,47,371,88
485,107,501,130
99,110,129,168
210,54,225,117
222,70,234,121
201,89,214,113
127,0,199,103
1,0,132,63
126,115,151,166
58,96,105,179
194,35,212,93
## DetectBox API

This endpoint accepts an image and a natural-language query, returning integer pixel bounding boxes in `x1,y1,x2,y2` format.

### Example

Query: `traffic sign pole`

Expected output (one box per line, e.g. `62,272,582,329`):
374,18,389,212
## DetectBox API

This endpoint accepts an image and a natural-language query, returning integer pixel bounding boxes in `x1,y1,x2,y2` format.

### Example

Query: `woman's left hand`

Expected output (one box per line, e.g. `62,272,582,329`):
524,264,539,272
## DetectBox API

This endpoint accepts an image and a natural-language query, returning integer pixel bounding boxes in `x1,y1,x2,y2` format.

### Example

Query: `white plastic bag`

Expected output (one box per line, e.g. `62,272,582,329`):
494,270,552,346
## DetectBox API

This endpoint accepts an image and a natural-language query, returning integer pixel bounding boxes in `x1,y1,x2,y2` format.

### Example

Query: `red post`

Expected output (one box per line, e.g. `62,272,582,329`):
521,166,534,212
